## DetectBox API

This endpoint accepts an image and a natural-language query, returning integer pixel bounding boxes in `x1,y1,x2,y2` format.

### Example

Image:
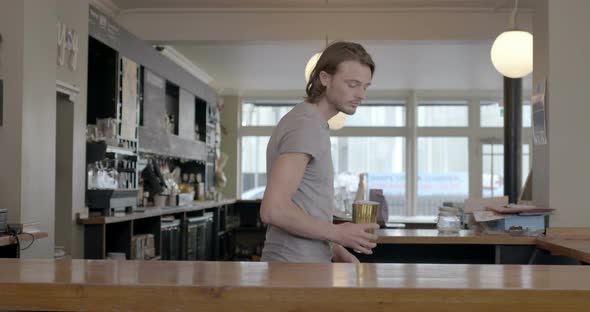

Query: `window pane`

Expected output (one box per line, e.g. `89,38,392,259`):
330,137,406,217
480,101,532,128
417,101,468,127
417,137,469,216
241,102,295,126
240,136,270,199
345,101,405,127
523,102,532,127
481,143,531,197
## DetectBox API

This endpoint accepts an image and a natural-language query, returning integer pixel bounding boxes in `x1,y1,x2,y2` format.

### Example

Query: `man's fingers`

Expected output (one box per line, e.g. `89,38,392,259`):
354,244,372,255
356,238,376,249
361,231,378,241
363,223,380,230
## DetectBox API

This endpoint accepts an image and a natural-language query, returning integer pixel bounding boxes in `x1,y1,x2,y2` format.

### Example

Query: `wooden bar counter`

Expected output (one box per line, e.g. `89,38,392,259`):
0,259,589,311
535,238,590,263
372,229,590,264
376,229,537,245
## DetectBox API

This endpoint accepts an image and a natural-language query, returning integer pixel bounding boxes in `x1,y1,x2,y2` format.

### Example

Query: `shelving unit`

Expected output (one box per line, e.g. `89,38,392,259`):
86,37,141,218
84,7,224,261
79,200,237,260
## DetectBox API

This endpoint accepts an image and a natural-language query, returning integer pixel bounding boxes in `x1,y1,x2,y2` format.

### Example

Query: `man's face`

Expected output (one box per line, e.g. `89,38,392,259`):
321,60,372,115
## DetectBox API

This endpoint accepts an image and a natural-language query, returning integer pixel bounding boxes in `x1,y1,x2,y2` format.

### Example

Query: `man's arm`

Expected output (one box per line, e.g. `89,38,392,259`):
260,153,378,254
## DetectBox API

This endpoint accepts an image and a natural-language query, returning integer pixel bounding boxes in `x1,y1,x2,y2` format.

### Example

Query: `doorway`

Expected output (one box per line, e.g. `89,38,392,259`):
55,92,74,257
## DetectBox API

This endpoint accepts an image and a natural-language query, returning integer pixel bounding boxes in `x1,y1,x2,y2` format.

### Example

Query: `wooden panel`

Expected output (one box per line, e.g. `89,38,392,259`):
545,227,590,239
376,229,537,245
536,238,590,263
0,259,589,311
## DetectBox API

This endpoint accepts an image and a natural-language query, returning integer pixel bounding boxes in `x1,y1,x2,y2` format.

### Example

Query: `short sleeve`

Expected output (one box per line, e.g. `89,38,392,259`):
278,117,323,160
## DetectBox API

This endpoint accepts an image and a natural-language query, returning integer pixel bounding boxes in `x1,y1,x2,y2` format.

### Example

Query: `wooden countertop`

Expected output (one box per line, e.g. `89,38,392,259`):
78,199,237,224
535,238,590,263
376,229,590,263
0,231,48,247
0,259,588,311
376,229,538,245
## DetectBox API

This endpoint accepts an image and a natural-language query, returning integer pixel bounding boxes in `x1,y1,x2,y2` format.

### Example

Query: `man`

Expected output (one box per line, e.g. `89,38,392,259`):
260,41,378,263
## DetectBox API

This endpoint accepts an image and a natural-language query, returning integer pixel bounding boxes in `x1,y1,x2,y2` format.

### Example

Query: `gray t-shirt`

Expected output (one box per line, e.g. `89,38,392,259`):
260,102,334,263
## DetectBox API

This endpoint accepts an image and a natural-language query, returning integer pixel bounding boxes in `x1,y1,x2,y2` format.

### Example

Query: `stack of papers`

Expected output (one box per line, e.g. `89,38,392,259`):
486,205,554,215
473,205,554,222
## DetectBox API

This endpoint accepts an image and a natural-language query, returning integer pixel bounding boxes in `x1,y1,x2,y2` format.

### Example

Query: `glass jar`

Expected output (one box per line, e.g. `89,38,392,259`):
437,212,461,233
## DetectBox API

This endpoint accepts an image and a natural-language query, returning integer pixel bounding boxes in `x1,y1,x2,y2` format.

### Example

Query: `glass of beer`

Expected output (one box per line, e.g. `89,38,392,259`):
352,200,380,253
352,200,380,234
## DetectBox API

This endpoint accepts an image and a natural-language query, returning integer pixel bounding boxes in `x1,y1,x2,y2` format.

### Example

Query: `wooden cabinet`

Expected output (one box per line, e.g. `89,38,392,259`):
79,201,236,261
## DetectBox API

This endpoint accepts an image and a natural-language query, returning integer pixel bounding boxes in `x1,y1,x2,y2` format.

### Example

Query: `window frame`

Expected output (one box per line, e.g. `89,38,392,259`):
237,90,533,222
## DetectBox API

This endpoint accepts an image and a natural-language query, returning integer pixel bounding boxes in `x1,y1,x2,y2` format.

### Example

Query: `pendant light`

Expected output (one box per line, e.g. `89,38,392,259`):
490,0,533,78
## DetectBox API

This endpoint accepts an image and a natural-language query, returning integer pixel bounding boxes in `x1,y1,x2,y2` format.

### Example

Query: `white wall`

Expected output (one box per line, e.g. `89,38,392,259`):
0,1,25,224
533,0,590,226
19,0,58,258
0,0,89,258
0,0,59,258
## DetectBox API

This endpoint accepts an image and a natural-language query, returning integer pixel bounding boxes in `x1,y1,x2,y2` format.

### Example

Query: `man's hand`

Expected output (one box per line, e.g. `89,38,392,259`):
329,222,379,255
332,244,360,263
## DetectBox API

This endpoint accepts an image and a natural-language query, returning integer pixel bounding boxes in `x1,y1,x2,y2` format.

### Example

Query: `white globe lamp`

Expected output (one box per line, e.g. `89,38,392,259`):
490,30,533,78
328,112,347,130
304,52,321,83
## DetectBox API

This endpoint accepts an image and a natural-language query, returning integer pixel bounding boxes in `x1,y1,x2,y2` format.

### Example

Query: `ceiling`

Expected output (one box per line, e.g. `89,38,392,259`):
105,0,534,94
173,40,532,94
112,0,536,10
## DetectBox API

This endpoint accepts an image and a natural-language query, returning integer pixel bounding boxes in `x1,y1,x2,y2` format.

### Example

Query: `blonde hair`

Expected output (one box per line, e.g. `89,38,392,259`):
305,41,375,104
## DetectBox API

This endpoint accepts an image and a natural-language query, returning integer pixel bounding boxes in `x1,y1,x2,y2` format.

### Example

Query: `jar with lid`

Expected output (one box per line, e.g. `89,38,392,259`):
437,211,461,233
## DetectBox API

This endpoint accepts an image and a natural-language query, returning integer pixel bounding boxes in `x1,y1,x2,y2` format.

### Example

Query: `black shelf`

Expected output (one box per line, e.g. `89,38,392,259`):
81,202,237,261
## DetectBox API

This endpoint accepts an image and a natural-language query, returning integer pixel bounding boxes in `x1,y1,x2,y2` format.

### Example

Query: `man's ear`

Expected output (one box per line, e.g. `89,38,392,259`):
319,71,331,87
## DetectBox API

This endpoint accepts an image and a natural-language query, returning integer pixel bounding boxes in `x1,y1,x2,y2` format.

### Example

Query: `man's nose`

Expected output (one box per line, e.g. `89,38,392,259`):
356,88,366,100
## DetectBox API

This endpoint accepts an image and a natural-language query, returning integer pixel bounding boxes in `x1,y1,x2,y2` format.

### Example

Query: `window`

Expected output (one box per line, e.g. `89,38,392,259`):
238,93,533,221
241,102,295,126
240,136,269,198
345,101,405,127
331,137,406,216
418,101,468,127
417,137,469,216
482,143,531,197
480,101,532,128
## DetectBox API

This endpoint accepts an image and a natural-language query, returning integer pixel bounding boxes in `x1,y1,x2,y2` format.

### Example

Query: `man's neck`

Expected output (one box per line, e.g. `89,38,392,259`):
309,97,338,122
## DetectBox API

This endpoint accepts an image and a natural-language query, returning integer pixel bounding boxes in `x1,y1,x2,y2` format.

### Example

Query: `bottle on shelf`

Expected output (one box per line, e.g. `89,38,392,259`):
354,173,368,202
196,173,205,201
